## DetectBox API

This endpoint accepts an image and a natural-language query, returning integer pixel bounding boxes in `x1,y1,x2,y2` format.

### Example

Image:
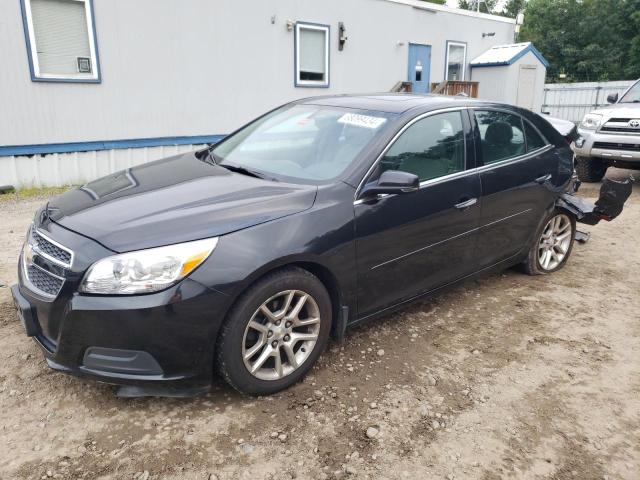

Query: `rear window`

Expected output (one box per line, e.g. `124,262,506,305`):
524,121,547,151
474,110,525,165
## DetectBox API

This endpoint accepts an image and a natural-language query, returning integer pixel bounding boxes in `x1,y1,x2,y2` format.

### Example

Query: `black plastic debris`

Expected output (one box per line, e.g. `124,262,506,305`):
594,177,633,220
558,176,633,225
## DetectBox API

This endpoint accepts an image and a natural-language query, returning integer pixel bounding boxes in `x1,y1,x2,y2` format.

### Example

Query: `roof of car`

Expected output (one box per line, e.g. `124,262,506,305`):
299,93,491,114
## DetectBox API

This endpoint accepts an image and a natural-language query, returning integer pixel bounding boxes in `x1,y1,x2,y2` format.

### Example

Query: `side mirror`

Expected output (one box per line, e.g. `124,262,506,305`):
607,93,618,104
361,170,419,197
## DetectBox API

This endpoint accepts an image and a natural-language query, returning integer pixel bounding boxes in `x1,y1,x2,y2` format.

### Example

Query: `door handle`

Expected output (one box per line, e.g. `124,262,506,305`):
535,173,552,184
454,198,477,210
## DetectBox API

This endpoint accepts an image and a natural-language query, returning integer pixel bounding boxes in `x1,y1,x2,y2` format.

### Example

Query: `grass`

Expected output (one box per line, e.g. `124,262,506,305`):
0,185,72,202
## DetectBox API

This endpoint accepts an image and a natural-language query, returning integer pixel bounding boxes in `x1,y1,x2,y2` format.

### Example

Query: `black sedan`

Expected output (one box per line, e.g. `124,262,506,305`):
11,94,625,396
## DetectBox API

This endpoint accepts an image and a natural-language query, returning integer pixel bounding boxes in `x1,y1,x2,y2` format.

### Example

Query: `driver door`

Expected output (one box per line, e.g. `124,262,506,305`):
354,109,482,318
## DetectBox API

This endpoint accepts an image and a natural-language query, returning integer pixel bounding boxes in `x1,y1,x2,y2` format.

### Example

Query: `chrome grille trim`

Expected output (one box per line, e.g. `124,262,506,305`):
32,229,74,268
22,227,74,300
22,254,65,299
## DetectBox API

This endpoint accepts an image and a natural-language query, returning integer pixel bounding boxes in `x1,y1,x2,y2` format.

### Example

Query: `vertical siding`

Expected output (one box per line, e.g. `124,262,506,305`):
541,80,635,123
0,144,207,188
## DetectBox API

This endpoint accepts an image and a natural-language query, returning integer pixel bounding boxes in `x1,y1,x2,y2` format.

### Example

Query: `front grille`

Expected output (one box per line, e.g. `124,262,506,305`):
33,231,72,266
600,118,640,134
26,264,64,296
600,126,638,133
23,228,73,299
593,142,640,152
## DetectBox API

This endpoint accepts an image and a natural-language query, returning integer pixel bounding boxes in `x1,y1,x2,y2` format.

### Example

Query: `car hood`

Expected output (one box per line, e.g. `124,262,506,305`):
590,103,640,118
46,152,318,252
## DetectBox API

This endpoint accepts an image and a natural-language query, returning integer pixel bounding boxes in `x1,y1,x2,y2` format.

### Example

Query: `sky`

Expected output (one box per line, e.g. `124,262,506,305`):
445,0,508,10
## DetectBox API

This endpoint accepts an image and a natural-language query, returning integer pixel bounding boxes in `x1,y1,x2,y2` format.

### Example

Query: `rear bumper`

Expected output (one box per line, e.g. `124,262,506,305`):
573,129,640,162
11,272,231,391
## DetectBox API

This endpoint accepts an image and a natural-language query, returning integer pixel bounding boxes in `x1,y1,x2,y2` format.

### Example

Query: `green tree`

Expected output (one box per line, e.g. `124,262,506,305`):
500,0,526,17
519,0,639,81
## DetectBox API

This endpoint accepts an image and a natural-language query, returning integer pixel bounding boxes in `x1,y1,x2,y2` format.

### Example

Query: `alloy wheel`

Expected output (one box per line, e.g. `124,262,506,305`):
538,213,572,271
242,290,321,381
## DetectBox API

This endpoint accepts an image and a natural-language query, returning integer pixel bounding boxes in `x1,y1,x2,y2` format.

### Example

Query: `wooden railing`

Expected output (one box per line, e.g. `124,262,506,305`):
430,81,479,97
390,81,413,93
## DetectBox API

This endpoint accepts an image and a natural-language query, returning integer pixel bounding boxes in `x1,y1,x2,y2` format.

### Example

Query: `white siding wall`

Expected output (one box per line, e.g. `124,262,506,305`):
0,0,515,187
0,145,203,188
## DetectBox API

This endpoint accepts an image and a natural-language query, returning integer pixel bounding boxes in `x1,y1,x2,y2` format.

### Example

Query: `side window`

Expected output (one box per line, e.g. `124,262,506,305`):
22,0,100,82
474,110,526,165
378,111,465,182
295,23,329,87
523,121,547,151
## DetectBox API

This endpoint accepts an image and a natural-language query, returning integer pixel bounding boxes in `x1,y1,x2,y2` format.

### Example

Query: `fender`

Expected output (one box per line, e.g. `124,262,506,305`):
557,176,633,225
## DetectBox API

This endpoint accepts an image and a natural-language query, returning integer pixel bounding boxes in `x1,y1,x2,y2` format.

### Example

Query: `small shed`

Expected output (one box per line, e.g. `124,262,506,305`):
470,42,549,112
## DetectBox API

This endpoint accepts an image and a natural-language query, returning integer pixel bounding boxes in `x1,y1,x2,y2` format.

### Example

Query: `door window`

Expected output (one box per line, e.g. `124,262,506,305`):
445,42,467,81
377,111,465,182
523,121,547,151
474,110,526,165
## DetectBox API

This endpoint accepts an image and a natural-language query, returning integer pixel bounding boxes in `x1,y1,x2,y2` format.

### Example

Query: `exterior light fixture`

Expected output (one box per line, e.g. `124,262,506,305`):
338,22,347,51
482,32,496,38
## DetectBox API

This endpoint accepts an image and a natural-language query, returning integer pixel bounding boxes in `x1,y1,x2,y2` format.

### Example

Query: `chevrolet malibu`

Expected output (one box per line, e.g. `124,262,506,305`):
11,94,623,396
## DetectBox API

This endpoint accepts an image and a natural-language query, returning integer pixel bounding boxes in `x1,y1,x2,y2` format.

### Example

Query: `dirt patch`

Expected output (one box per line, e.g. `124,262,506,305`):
1,169,638,480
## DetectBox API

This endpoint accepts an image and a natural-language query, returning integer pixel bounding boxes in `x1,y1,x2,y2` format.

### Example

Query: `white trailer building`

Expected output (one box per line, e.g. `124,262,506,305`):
1,0,518,188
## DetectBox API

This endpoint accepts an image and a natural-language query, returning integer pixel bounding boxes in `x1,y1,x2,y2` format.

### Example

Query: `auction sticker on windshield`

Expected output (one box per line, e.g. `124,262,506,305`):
338,113,387,129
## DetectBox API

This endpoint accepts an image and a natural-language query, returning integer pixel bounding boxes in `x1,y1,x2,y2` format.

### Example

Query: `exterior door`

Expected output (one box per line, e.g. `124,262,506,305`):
516,65,537,110
408,43,431,93
471,109,557,268
354,109,481,318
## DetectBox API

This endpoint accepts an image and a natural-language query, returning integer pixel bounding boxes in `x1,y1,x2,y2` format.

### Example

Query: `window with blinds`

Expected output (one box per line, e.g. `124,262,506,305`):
22,0,100,82
445,42,467,82
295,23,329,87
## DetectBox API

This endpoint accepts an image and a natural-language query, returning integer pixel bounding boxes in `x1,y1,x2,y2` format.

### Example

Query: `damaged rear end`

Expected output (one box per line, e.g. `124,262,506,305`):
558,176,634,226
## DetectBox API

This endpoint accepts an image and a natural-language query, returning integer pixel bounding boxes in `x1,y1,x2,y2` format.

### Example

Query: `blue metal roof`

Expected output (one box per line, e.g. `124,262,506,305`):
470,42,549,68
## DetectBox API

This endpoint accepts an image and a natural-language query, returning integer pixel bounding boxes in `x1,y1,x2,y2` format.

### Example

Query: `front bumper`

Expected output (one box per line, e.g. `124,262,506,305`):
573,128,640,162
12,263,231,392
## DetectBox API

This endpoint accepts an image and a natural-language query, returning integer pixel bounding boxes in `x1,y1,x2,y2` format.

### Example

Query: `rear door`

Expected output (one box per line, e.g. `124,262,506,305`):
354,109,481,318
471,108,557,268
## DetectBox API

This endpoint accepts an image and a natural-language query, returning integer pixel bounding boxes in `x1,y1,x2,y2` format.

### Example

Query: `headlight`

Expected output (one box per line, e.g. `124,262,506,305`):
80,238,218,294
580,113,603,130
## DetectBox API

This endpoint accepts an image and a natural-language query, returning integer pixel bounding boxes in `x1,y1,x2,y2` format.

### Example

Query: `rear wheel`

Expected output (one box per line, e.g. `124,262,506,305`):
575,156,607,183
523,210,576,275
216,267,332,395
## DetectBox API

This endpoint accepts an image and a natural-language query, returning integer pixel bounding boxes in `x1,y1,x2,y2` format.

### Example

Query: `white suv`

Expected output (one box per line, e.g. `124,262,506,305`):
573,79,640,182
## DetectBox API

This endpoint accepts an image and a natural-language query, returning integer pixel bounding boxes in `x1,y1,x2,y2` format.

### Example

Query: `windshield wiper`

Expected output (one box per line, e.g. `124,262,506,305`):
218,163,277,181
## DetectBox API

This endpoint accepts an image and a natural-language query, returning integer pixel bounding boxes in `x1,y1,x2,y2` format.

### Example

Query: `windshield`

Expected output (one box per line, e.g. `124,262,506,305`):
619,80,640,103
212,104,393,181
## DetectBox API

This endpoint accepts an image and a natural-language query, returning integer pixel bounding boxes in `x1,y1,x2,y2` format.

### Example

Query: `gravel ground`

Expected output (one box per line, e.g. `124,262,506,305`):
0,169,638,480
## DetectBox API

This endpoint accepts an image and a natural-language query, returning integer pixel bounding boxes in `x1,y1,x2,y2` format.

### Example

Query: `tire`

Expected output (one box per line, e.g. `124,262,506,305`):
522,209,576,276
216,267,332,395
575,156,607,183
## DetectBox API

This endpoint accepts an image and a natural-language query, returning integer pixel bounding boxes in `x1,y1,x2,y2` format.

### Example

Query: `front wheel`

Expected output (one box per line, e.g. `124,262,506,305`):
523,210,576,275
216,267,332,395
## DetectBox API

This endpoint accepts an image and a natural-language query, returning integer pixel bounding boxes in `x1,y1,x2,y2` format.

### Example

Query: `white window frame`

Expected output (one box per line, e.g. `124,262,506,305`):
445,41,467,81
294,22,330,88
21,0,101,82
